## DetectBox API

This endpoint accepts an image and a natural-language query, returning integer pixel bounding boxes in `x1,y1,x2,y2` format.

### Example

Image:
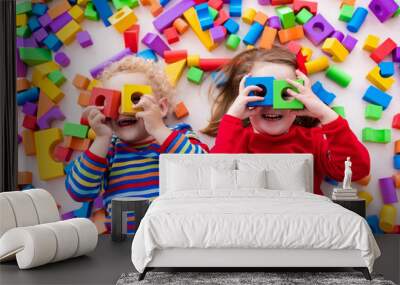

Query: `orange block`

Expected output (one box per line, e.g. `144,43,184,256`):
48,0,71,19
253,11,268,25
278,25,304,44
340,0,355,7
173,18,189,34
18,171,33,185
393,173,400,188
22,129,36,156
64,136,91,151
355,174,371,186
73,74,90,90
77,91,91,107
395,140,400,154
174,101,189,119
17,78,30,92
37,91,56,118
259,26,277,50
150,1,163,16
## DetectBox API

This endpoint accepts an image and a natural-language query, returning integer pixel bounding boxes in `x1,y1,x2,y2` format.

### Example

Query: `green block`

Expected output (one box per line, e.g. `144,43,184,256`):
362,128,391,144
16,1,32,15
63,122,89,139
16,25,31,38
85,2,100,21
112,0,139,10
394,2,400,17
365,103,383,121
296,8,313,24
48,70,66,87
339,4,354,22
331,106,346,118
325,65,352,87
273,79,304,109
209,7,218,20
19,47,52,66
225,34,241,50
187,67,204,84
276,6,296,29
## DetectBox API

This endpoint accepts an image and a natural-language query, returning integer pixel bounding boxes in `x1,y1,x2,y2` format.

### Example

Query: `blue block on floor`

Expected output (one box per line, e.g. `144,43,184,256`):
28,16,41,32
223,18,239,34
362,85,392,110
311,81,336,105
92,0,113,27
17,87,40,106
196,3,213,31
394,154,400,169
378,61,394,77
43,33,63,52
32,3,48,16
243,22,264,45
137,49,158,62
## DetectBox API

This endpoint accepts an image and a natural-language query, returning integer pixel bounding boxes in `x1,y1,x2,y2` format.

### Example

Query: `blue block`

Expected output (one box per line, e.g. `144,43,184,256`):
366,215,384,234
32,3,48,16
394,154,400,169
74,202,93,218
43,34,63,52
137,49,158,61
347,7,368,33
223,18,239,34
229,0,242,17
21,184,35,190
243,22,264,45
245,76,275,107
92,0,113,27
28,16,41,32
211,71,228,88
160,0,170,6
379,61,395,77
311,81,336,105
362,85,392,110
324,176,339,186
17,87,40,106
196,3,213,31
68,0,78,5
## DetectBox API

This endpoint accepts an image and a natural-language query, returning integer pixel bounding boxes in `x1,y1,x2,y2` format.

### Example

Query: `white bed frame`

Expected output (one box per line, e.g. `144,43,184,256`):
139,154,371,280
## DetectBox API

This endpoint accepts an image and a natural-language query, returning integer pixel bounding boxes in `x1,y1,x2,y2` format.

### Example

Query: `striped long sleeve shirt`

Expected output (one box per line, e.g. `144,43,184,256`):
65,123,209,215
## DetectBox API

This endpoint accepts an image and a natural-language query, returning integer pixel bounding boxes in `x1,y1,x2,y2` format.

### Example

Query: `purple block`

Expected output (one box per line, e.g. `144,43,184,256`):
303,14,335,46
22,102,38,116
368,0,399,23
33,27,48,43
393,47,400,62
61,211,76,220
210,26,226,43
331,31,344,42
258,0,270,4
18,134,22,144
16,36,38,48
39,13,52,28
16,49,27,77
152,0,195,32
267,16,281,30
49,12,73,33
141,33,170,57
379,177,398,204
90,48,133,78
77,31,93,48
342,34,358,52
55,51,70,67
37,106,66,129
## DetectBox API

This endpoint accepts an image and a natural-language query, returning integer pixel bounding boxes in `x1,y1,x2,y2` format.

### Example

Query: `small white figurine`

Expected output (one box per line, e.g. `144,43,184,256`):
342,157,352,190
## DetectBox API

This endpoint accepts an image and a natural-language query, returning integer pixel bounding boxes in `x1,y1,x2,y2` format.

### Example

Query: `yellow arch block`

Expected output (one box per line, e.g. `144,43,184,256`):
304,56,330,75
366,66,395,91
121,84,152,115
322,38,349,62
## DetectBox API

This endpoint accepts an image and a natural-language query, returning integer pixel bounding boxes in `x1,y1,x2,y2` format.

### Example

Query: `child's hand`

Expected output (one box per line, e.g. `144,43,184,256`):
286,70,338,125
226,74,264,120
82,106,113,139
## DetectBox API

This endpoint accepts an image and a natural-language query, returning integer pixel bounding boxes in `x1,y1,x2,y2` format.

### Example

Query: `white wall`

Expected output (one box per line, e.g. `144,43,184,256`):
18,0,400,221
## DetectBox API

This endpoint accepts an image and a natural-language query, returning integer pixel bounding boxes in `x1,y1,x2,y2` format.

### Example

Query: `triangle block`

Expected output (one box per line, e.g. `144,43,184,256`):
164,59,186,87
37,91,56,119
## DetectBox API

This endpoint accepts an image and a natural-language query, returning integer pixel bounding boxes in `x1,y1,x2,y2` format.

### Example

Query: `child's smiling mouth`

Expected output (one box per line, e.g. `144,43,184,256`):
117,117,138,127
261,113,283,121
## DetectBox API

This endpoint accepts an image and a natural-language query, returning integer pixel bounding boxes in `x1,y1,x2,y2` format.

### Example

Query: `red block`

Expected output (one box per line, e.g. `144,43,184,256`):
54,145,73,162
271,0,294,5
80,116,90,126
90,87,121,120
208,0,223,10
214,9,229,26
393,113,400,129
370,38,397,63
164,50,188,63
199,58,230,71
293,0,318,14
194,0,207,3
23,115,37,130
124,25,140,53
164,26,179,44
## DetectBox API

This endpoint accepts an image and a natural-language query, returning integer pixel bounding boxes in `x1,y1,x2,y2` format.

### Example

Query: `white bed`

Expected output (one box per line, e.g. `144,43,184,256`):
131,154,380,280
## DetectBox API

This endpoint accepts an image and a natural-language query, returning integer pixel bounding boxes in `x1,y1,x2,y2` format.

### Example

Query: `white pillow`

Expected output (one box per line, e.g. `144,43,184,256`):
211,168,236,190
236,169,267,189
211,169,267,191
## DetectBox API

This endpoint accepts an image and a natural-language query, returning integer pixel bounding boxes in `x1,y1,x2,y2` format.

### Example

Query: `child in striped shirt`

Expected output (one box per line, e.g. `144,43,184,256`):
65,56,209,231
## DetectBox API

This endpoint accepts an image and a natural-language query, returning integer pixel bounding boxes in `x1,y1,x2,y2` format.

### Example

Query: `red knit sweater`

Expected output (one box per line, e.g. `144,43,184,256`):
211,114,371,195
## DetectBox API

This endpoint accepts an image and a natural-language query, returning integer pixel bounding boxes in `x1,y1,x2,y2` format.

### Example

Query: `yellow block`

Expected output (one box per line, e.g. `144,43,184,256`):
56,20,81,45
69,5,84,23
363,34,380,52
34,128,65,180
87,79,101,91
87,128,96,140
165,59,186,87
300,47,313,61
187,54,200,67
246,45,255,50
108,6,137,33
16,14,28,27
32,69,44,87
358,191,373,206
242,8,256,24
321,38,349,62
183,7,217,51
34,61,60,78
38,78,65,103
379,204,397,233
121,84,152,115
77,0,90,5
366,66,395,91
304,56,330,75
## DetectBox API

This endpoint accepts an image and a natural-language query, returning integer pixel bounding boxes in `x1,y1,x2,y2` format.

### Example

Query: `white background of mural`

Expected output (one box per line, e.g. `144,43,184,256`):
17,0,400,221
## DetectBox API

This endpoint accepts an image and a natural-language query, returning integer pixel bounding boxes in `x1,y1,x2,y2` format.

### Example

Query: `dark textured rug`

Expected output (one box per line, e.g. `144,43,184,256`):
117,271,396,285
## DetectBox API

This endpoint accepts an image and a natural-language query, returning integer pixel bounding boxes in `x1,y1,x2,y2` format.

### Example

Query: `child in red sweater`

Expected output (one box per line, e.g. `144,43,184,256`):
204,46,370,196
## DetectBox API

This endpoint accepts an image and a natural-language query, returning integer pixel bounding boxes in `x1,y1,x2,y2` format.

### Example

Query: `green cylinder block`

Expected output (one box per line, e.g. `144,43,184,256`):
325,65,352,87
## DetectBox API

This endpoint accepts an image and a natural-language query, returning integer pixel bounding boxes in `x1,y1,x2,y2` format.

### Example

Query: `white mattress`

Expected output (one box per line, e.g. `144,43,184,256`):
131,190,380,273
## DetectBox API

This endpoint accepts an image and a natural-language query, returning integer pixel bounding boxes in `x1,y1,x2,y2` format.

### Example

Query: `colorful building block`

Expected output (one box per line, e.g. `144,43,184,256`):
17,78,31,92
34,128,65,180
69,5,85,22
18,47,52,66
90,87,121,119
43,34,63,52
73,74,91,90
394,155,400,169
393,47,400,62
339,4,354,22
214,9,230,26
174,101,189,119
198,58,230,71
273,79,304,109
142,32,170,57
394,173,400,188
54,145,73,162
223,18,240,34
363,34,380,52
187,54,200,66
245,76,274,107
108,6,137,33
371,38,397,63
278,25,304,44
362,127,391,143
48,70,66,86
87,128,96,140
243,22,264,46
63,122,89,138
225,34,241,50
17,87,40,106
173,18,189,34
296,8,313,24
16,1,32,15
253,11,268,26
121,84,152,114
380,205,397,233
64,136,91,151
90,48,133,78
379,177,398,203
18,171,33,186
293,0,318,14
358,191,373,205
311,81,336,105
347,7,368,33
210,26,226,43
300,47,313,61
23,115,37,130
276,6,296,29
362,85,392,110
124,25,140,53
37,106,66,129
365,103,383,120
259,26,277,50
209,0,223,10
325,65,352,87
38,13,52,28
16,25,31,38
369,0,399,23
84,2,100,21
49,12,73,33
27,16,41,33
379,61,395,77
164,50,188,63
164,59,186,87
137,49,157,61
152,0,195,32
55,20,82,45
32,27,49,43
164,26,180,44
77,31,93,48
367,215,384,234
242,7,256,24
393,114,400,129
331,106,345,118
16,14,28,27
342,34,358,52
303,14,335,45
78,91,91,107
22,130,36,155
187,66,204,84
37,91,56,118
195,3,213,31
366,66,395,91
304,55,329,74
322,38,349,62
92,0,113,26
54,51,70,67
48,0,71,19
